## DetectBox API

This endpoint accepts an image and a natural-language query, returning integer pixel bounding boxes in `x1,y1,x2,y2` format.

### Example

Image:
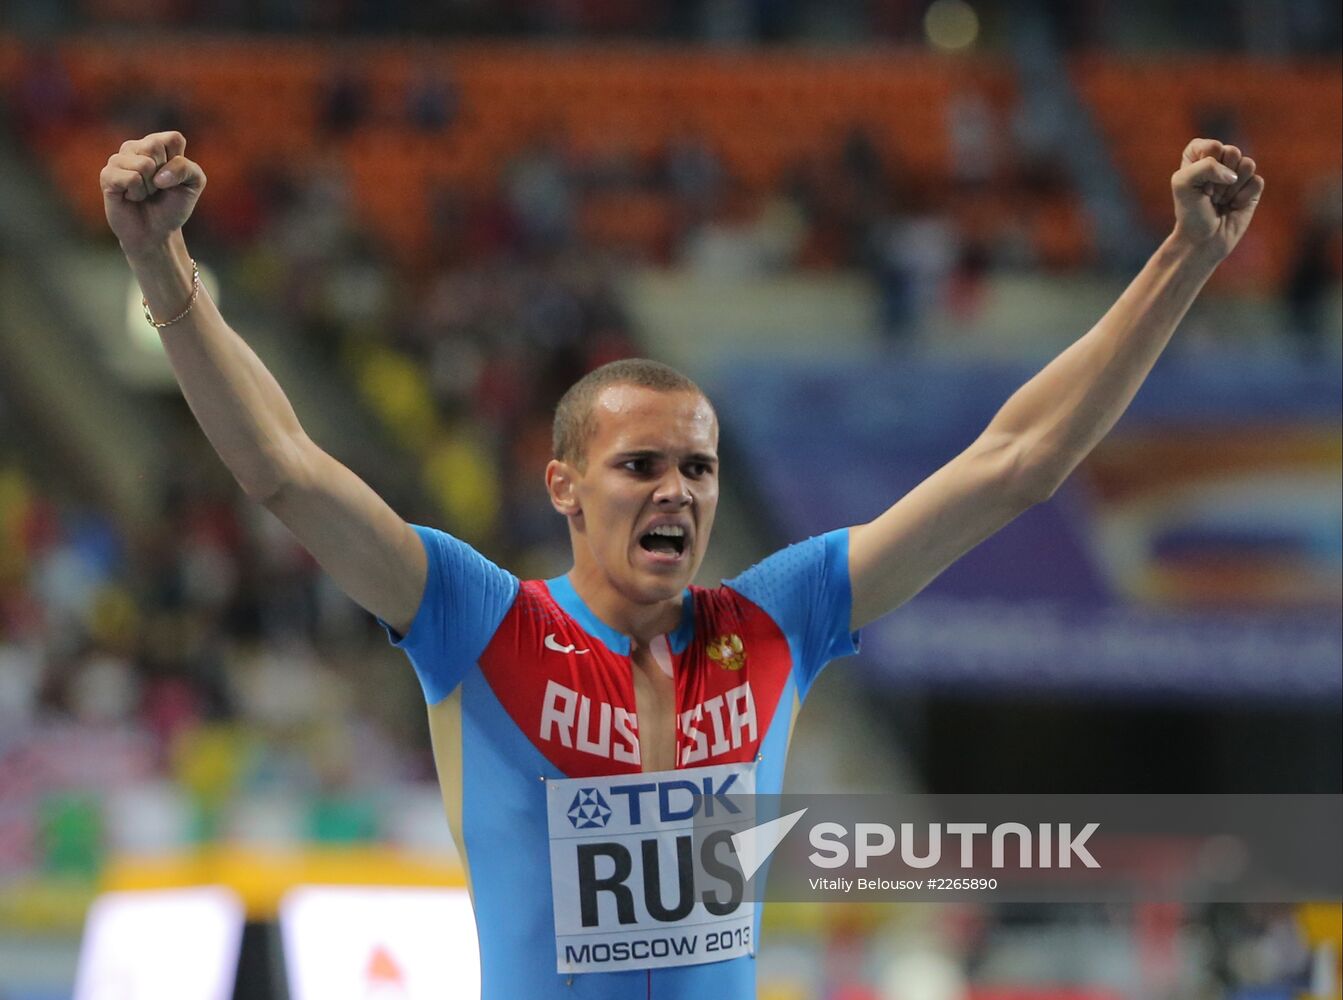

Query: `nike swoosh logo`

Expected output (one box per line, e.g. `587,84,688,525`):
545,633,590,655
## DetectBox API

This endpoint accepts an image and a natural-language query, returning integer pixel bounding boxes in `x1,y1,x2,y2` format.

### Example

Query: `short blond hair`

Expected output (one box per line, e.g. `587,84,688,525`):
552,359,710,469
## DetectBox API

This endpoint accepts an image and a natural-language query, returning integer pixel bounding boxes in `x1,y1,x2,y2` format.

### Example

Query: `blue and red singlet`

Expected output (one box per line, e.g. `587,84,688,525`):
383,525,859,999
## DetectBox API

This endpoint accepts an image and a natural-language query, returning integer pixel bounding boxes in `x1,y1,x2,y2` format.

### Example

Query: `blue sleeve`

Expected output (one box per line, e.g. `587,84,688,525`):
379,524,520,704
724,528,860,701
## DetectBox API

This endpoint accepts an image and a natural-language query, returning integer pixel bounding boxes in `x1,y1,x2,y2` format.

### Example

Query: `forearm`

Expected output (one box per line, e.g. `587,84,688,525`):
129,232,306,500
988,233,1222,496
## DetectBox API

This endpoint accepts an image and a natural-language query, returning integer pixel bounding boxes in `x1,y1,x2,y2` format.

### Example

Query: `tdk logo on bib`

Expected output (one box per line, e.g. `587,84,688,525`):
567,789,612,829
546,762,756,974
605,773,742,826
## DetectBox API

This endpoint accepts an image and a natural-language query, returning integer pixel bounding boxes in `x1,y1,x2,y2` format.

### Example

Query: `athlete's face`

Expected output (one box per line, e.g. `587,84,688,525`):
548,385,719,606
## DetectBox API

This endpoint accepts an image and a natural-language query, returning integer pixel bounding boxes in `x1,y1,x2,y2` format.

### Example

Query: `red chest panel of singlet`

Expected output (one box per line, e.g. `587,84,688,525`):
476,581,796,777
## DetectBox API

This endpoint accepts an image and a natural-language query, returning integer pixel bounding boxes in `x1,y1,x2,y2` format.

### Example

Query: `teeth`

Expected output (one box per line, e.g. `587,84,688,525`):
648,525,685,538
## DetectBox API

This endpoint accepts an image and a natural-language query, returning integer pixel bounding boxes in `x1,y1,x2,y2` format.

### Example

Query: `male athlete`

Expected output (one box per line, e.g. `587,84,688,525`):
101,130,1262,997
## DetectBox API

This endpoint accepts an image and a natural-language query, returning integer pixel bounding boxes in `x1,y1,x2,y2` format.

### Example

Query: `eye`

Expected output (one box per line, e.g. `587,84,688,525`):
621,457,654,475
684,461,714,479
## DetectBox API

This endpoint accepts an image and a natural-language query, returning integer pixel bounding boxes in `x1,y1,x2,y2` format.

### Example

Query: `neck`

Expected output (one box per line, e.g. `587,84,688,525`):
567,562,683,647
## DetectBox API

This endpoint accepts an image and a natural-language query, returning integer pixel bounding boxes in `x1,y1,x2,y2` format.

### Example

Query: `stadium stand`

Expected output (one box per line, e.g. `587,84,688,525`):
1072,54,1343,291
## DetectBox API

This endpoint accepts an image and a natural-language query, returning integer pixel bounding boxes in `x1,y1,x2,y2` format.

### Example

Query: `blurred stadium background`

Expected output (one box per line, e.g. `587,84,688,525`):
0,0,1339,997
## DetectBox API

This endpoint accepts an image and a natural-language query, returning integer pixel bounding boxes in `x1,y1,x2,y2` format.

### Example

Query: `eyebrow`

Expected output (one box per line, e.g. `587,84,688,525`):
613,449,719,465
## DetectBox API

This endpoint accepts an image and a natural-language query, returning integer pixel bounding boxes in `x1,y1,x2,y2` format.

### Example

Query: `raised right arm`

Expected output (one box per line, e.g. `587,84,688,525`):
102,131,426,635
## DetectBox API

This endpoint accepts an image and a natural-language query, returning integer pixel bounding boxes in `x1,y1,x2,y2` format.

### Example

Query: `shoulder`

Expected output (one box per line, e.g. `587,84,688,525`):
722,529,851,606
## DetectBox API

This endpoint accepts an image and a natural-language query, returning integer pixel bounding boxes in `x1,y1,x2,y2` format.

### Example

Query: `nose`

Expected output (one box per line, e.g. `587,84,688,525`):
653,468,692,508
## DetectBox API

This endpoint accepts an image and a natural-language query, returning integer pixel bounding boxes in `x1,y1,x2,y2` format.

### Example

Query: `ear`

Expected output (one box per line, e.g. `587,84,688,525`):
545,459,581,518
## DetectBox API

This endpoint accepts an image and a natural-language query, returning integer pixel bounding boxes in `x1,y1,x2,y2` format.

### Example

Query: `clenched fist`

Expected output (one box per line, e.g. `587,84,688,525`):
100,131,206,260
1170,137,1264,260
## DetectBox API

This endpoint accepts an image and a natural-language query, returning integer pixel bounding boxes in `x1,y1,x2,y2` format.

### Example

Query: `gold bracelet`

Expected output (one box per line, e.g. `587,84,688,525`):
142,259,201,328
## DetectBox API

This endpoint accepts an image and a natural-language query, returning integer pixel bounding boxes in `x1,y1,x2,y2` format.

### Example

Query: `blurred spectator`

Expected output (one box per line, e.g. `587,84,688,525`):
947,90,1000,188
506,135,577,254
322,237,396,334
662,130,726,226
320,69,368,136
271,155,358,265
835,127,889,266
1011,97,1071,201
12,45,78,140
868,213,960,342
681,183,776,278
404,60,460,132
1283,179,1343,360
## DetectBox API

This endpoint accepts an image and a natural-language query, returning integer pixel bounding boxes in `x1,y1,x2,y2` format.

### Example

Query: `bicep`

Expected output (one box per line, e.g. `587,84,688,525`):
262,436,427,634
847,432,1032,630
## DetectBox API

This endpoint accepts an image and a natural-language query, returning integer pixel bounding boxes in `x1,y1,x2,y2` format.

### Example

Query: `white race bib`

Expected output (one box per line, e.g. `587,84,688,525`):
546,761,755,974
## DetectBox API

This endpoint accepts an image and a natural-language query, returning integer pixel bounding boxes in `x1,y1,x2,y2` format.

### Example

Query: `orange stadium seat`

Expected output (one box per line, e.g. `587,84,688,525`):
5,36,1031,267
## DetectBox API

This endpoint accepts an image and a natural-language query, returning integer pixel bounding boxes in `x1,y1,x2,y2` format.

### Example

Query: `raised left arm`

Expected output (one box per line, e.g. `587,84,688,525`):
848,138,1265,630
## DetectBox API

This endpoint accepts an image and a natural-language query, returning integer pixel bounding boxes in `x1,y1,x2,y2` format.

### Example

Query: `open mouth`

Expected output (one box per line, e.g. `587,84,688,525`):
638,525,687,559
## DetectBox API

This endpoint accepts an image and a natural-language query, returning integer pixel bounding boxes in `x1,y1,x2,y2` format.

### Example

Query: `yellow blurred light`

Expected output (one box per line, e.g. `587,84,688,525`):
101,845,466,920
924,0,980,51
